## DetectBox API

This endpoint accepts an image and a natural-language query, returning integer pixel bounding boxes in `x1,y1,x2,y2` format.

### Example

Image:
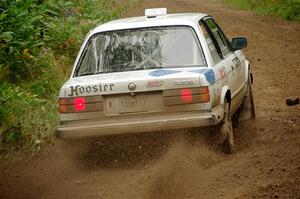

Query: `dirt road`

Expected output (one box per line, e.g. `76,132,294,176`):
1,0,300,198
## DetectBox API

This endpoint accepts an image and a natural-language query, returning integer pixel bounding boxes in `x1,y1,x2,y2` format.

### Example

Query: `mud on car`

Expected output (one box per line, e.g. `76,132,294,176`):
56,8,255,153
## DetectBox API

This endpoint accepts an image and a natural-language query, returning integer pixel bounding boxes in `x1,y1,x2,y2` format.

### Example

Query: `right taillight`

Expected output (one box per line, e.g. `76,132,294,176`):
163,87,210,106
58,95,102,114
181,88,193,103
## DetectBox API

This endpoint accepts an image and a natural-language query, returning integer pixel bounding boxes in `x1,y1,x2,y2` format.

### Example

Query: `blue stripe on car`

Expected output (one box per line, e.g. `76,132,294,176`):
204,69,215,84
148,69,181,77
189,69,215,84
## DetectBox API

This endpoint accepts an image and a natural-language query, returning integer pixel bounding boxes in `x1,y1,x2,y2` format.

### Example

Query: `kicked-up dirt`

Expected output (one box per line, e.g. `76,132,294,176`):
1,0,300,198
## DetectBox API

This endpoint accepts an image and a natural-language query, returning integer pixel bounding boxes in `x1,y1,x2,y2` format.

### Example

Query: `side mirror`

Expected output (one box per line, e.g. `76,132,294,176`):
231,37,247,51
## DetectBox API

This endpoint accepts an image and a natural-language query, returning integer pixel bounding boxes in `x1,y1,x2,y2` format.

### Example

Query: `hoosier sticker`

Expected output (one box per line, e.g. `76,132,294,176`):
68,83,114,96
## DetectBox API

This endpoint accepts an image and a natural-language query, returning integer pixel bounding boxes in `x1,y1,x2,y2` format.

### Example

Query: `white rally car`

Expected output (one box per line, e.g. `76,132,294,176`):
56,8,255,153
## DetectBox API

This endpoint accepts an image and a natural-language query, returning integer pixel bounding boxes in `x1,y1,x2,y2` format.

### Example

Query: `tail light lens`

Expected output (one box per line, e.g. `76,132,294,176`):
59,98,67,113
163,87,210,106
181,88,193,103
59,95,102,114
74,98,86,111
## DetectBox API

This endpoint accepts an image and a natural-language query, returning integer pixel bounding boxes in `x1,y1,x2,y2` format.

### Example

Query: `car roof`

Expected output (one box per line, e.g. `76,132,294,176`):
90,13,209,34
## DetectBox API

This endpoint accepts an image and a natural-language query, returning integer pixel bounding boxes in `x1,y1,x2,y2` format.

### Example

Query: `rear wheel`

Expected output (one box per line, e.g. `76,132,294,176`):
219,99,234,154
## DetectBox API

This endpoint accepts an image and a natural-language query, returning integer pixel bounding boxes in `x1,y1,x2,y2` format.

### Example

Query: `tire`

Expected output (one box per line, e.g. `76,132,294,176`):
219,99,234,154
247,73,256,120
239,73,256,121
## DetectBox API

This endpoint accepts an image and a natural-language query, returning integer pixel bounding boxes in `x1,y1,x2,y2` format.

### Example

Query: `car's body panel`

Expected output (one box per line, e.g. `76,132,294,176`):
56,11,251,139
61,67,208,97
56,103,224,139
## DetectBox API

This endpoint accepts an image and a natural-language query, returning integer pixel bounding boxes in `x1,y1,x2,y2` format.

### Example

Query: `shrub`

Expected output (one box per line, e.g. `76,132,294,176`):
0,0,45,82
0,0,138,154
0,83,57,153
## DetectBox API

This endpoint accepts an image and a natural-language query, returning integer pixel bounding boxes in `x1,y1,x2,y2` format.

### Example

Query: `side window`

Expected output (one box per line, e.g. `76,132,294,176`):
199,22,221,64
204,18,231,58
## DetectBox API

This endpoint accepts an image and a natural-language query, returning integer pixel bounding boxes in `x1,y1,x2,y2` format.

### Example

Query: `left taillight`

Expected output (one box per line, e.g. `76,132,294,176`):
58,95,102,114
74,98,86,111
59,98,70,113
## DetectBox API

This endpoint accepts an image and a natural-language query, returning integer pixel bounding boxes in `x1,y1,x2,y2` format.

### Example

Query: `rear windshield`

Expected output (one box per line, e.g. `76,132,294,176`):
74,26,206,77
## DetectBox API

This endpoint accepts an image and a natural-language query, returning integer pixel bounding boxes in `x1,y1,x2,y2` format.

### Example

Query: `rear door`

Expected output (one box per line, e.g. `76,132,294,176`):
201,17,243,99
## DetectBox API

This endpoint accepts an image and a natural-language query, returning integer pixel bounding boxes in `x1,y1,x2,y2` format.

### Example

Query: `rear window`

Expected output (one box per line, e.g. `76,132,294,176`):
74,26,206,77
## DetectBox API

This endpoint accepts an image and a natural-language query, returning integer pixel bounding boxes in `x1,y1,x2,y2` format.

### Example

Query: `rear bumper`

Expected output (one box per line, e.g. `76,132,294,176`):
56,105,224,139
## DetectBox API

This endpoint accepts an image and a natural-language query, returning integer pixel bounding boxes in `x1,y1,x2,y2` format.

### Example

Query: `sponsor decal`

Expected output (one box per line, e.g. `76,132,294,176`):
232,57,241,65
232,57,241,71
218,67,226,79
148,69,180,77
68,83,114,96
173,80,193,86
204,69,215,85
147,80,164,88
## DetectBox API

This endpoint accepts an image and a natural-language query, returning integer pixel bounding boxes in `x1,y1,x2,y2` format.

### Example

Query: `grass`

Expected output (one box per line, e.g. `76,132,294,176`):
223,0,300,20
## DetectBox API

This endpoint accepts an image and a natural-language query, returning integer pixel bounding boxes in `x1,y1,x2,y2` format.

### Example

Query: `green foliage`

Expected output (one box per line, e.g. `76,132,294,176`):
0,82,57,152
0,0,137,154
0,0,125,82
224,0,300,20
1,0,44,81
24,50,67,98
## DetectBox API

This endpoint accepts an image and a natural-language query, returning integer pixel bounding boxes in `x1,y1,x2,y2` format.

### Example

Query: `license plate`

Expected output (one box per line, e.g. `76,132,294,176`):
104,93,162,115
119,97,146,113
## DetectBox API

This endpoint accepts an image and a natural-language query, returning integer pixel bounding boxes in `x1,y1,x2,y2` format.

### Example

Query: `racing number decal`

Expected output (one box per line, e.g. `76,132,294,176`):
218,66,226,79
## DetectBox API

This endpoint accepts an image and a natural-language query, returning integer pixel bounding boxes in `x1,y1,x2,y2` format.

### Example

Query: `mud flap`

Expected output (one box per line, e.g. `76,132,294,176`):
239,74,256,121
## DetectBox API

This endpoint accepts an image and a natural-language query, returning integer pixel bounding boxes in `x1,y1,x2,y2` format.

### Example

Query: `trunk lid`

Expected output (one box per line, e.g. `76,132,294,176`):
58,67,212,118
60,67,209,97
